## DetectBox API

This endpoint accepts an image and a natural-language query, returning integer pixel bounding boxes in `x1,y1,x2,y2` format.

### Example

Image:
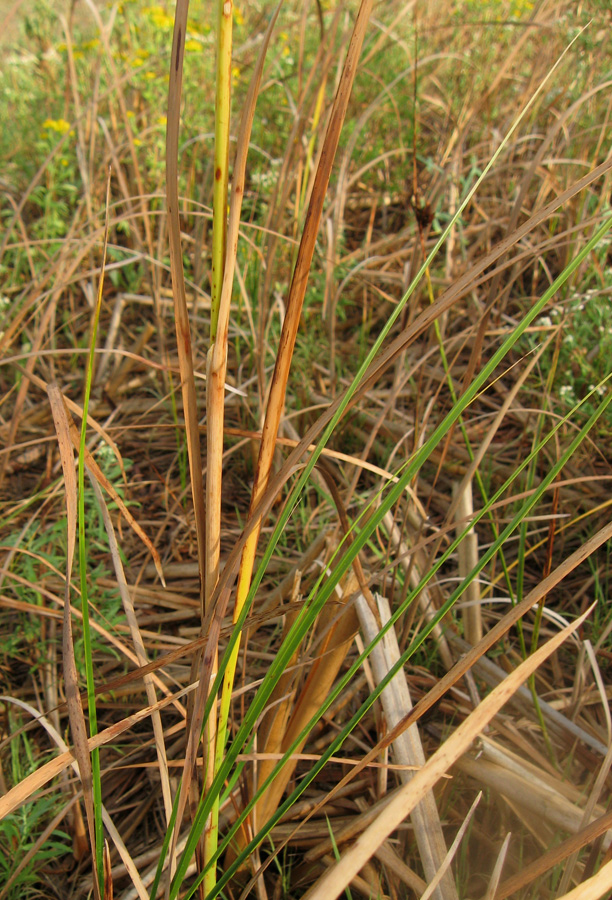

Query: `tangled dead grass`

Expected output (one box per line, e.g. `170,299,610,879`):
1,1,612,898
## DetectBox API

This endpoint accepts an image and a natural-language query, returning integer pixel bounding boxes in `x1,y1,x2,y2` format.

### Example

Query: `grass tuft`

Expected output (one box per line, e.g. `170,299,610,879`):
2,2,612,899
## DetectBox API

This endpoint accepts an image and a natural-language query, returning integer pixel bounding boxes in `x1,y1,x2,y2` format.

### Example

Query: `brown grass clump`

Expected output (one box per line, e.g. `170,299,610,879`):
2,1,612,898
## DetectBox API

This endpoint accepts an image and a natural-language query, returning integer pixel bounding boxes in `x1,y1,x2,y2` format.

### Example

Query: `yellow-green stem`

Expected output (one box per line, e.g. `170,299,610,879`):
205,1,234,892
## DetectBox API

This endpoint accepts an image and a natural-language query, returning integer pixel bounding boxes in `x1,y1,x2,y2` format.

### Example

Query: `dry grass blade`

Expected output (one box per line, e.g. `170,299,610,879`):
166,0,206,613
89,476,173,825
556,736,612,894
455,755,608,845
207,0,283,596
554,859,612,900
15,366,125,473
103,841,113,900
447,632,608,758
254,0,374,490
165,1,209,877
62,408,165,585
484,832,512,900
303,606,594,900
356,592,458,900
0,682,197,821
454,481,482,645
229,0,375,629
48,383,101,900
420,792,481,900
248,573,360,849
494,809,612,899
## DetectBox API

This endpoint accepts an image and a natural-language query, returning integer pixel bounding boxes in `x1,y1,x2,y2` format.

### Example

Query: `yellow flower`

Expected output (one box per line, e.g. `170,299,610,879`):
233,6,244,25
185,38,201,52
509,0,534,14
131,57,145,67
143,5,174,29
156,115,167,127
42,118,72,134
126,110,135,119
232,65,241,85
133,138,142,146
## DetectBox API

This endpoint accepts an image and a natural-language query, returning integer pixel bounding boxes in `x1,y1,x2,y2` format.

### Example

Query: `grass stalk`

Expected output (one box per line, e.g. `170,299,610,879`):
206,0,374,875
205,5,281,891
165,0,208,882
203,14,234,883
210,0,233,341
76,169,112,898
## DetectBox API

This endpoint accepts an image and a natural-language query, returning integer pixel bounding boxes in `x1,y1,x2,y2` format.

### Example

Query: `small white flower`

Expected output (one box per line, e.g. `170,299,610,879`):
537,316,552,328
559,385,574,402
589,384,607,397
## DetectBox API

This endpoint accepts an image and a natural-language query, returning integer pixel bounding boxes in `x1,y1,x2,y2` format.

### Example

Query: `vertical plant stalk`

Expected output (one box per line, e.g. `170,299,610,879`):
166,0,207,619
205,5,282,890
76,169,112,899
49,386,102,900
202,4,233,888
210,0,233,341
454,481,482,645
165,2,209,887
220,0,373,862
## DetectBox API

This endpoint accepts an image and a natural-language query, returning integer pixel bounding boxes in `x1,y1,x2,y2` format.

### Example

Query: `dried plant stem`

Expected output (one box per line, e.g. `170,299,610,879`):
74,170,112,898
356,592,458,900
165,0,207,882
205,5,281,892
166,0,206,615
210,0,233,340
454,481,482,645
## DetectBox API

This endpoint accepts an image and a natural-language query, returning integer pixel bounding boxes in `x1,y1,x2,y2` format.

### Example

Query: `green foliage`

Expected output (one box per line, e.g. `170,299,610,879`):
525,277,612,434
2,449,132,680
0,720,72,898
